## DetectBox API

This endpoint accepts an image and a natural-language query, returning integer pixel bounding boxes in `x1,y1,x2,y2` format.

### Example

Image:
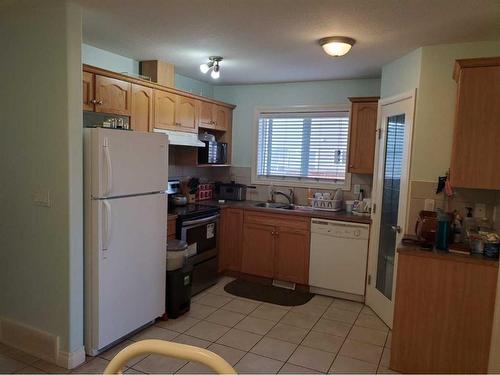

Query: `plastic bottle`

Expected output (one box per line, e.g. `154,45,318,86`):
436,210,451,250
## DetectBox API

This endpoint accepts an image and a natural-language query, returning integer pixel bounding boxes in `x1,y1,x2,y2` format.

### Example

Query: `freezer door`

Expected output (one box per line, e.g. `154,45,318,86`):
86,193,167,352
87,128,168,198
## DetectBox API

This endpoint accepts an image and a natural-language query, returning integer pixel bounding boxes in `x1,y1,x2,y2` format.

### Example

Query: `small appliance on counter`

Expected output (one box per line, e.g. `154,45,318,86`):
217,181,247,201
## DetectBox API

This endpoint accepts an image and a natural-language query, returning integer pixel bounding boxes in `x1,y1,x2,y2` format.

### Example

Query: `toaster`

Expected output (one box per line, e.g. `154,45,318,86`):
218,182,247,201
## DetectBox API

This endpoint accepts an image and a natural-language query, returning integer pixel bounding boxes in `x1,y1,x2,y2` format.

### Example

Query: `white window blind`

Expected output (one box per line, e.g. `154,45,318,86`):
257,111,349,182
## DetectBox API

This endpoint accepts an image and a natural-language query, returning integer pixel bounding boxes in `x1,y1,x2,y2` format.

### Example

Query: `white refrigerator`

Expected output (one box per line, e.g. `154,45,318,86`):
83,128,168,355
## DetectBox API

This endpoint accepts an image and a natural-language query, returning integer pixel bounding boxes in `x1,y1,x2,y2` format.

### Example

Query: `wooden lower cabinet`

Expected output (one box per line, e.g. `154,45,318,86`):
241,222,276,278
391,249,498,373
218,208,244,272
274,227,310,284
167,216,177,240
239,211,310,283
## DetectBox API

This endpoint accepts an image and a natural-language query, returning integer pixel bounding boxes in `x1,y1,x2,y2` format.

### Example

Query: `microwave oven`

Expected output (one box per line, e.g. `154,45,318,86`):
198,141,227,165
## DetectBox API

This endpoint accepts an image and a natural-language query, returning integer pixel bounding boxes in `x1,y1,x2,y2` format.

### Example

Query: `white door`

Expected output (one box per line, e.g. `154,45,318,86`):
88,193,167,351
87,128,168,198
365,90,416,328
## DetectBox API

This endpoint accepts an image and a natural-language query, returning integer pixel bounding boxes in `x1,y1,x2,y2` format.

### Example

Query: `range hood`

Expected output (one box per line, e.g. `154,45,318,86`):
153,128,205,147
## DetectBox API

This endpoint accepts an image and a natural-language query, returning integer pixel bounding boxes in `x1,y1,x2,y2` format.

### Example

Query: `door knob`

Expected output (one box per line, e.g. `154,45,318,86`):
391,225,402,233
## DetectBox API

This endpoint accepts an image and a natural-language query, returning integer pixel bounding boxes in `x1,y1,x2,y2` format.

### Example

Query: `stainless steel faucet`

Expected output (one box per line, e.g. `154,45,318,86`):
271,187,294,205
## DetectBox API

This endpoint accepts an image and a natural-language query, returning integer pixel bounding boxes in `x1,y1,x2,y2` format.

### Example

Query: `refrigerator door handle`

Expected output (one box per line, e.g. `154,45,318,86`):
102,200,112,253
103,138,113,197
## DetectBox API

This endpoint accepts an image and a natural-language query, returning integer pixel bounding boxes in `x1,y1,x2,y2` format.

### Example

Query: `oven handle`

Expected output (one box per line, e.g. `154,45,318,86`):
182,214,220,227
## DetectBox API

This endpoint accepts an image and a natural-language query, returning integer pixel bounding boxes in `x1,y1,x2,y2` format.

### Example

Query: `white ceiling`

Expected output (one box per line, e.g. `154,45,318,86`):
80,0,500,85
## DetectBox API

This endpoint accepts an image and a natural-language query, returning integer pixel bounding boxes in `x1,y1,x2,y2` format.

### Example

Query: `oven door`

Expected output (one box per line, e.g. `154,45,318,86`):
180,214,219,261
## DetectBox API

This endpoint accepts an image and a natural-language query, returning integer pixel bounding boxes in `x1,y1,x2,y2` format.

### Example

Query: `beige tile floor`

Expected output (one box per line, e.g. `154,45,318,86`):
0,277,397,374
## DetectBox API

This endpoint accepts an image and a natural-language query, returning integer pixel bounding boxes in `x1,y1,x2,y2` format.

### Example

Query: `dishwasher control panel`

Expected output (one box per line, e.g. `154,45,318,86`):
311,219,369,240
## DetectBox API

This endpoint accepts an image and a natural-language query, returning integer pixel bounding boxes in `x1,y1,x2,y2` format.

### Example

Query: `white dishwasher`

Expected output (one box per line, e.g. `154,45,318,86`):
309,218,370,301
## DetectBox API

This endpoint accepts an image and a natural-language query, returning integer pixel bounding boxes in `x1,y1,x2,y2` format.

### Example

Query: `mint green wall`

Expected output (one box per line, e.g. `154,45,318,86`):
412,41,500,181
0,0,83,355
380,48,422,98
174,74,214,98
82,44,214,97
82,43,139,75
214,79,381,167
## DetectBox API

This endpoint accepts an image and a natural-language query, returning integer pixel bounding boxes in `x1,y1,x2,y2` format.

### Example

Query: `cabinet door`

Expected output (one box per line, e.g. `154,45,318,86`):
213,105,231,131
154,90,177,130
130,84,153,132
218,208,244,272
175,96,198,133
200,101,215,129
274,227,310,284
241,222,275,278
95,75,132,116
348,101,378,174
83,71,95,111
450,65,500,189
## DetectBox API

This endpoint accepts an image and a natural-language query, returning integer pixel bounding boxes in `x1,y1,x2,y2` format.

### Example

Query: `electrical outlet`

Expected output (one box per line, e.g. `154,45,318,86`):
474,203,486,218
424,199,435,211
33,190,50,207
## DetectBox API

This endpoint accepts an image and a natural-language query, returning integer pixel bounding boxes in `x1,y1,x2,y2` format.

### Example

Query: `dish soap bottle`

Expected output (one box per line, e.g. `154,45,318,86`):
436,210,451,251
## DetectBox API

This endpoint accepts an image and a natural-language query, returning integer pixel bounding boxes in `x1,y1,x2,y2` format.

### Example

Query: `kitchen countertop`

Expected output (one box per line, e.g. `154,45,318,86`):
201,199,371,224
397,245,498,267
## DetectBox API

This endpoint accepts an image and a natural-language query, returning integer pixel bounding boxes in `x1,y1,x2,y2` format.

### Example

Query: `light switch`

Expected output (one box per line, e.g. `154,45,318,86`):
33,190,50,207
474,203,486,218
424,199,435,211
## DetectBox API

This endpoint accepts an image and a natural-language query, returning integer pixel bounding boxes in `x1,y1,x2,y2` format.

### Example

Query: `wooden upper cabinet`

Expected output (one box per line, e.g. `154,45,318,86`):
83,71,94,111
94,75,132,116
348,97,379,174
274,227,310,284
175,96,198,133
130,84,153,132
218,208,244,273
214,105,231,131
200,101,216,129
241,222,276,278
450,57,500,189
154,90,177,130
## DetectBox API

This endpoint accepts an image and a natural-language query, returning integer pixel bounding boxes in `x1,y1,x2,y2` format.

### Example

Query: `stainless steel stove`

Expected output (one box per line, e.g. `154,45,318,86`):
167,181,220,295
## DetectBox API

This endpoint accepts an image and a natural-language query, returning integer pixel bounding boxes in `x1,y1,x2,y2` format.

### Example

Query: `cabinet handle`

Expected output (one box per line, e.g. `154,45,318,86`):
97,100,103,105
90,99,97,104
271,231,275,236
275,231,279,237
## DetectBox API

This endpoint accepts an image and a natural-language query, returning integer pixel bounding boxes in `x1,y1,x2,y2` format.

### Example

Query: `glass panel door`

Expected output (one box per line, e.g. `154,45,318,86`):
376,114,405,299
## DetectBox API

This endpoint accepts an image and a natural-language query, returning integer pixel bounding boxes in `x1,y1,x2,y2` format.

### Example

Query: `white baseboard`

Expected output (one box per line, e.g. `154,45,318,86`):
0,317,85,369
56,346,86,369
309,286,365,302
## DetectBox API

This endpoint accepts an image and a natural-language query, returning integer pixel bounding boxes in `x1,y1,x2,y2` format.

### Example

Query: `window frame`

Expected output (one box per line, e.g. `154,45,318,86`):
251,104,352,190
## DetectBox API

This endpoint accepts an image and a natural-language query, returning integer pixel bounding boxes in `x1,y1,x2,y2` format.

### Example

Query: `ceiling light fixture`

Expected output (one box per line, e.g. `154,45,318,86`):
319,36,355,57
200,56,223,79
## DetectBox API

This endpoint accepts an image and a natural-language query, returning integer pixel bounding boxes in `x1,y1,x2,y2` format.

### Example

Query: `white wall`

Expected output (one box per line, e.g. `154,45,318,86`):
380,48,422,98
0,0,84,362
214,79,381,167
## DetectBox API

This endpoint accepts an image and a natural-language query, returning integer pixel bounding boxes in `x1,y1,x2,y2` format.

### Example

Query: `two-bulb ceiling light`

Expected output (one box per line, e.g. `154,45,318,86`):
200,56,223,79
319,36,355,57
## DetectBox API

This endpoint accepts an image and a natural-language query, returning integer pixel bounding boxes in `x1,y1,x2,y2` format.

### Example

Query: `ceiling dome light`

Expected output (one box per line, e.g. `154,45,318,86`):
319,37,355,57
200,56,223,79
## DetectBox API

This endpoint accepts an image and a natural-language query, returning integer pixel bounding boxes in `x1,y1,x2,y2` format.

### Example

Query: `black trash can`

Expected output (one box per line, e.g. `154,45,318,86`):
166,239,192,319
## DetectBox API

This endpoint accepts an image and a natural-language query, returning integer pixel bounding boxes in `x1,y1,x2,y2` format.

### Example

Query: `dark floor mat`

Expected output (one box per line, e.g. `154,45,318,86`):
224,279,313,306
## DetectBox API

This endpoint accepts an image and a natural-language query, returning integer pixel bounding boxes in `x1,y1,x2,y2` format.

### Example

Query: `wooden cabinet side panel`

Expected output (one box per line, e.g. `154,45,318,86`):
450,66,500,189
348,101,378,174
154,90,177,130
131,84,153,132
83,71,94,111
274,227,310,284
167,217,176,241
391,253,498,373
95,75,132,116
241,222,275,278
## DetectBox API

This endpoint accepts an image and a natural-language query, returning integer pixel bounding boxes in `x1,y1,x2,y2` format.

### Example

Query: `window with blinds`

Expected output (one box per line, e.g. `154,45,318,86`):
256,111,350,183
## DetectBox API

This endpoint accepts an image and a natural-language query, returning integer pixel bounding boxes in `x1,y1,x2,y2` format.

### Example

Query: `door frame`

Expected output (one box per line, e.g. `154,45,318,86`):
365,89,417,328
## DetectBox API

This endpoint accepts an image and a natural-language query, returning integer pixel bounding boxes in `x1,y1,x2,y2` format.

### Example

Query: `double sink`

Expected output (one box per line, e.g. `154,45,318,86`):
254,202,311,211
